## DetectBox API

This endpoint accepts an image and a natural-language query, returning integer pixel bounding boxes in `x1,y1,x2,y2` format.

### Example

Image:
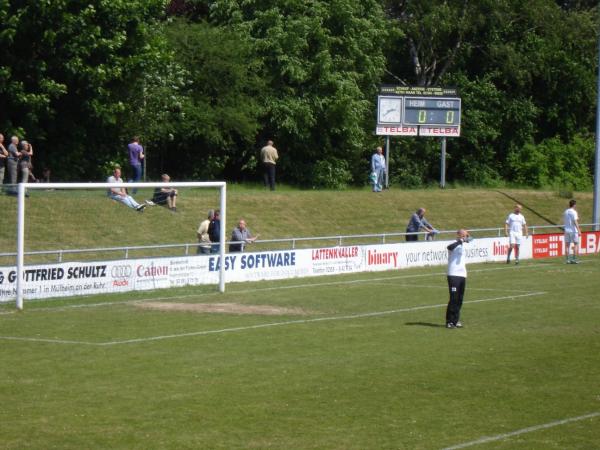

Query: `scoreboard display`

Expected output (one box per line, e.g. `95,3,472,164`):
376,86,461,137
403,97,461,126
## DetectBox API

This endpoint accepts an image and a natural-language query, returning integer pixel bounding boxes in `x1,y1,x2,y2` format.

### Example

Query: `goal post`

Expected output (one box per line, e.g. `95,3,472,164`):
15,181,227,310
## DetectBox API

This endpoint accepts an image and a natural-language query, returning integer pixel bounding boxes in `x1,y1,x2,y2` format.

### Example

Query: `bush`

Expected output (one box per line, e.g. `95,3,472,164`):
312,158,353,189
507,134,593,190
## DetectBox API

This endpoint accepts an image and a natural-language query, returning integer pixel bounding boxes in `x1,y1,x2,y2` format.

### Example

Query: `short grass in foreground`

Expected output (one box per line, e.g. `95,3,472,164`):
0,256,599,449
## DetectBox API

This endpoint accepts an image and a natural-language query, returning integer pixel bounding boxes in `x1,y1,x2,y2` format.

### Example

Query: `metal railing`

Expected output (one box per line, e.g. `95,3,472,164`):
0,223,596,264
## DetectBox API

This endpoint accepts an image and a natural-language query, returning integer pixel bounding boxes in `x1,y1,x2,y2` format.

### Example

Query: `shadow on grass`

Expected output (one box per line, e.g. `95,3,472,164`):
496,190,559,226
405,322,446,328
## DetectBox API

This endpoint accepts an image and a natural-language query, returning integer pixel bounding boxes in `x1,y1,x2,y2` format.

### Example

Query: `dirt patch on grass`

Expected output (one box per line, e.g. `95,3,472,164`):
136,302,310,316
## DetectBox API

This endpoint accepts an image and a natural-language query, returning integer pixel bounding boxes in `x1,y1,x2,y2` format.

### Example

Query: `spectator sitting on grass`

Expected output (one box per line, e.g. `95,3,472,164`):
152,173,178,212
107,167,146,212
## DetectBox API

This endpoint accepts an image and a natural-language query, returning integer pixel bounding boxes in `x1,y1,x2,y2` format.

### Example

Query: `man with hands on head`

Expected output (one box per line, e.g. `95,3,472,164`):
446,229,471,329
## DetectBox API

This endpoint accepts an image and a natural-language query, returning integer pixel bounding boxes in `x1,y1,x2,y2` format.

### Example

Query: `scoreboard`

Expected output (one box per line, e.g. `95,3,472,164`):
376,86,461,137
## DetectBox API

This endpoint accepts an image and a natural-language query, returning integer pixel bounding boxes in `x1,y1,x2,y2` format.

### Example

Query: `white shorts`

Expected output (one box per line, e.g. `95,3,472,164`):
564,231,579,244
509,231,523,245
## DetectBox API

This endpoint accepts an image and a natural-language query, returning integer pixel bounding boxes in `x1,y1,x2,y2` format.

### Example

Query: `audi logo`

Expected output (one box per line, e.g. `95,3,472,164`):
111,265,132,279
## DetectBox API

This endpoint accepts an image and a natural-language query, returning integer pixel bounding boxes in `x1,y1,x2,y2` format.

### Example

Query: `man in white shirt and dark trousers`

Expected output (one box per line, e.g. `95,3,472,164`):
563,199,581,264
446,229,470,329
504,204,528,265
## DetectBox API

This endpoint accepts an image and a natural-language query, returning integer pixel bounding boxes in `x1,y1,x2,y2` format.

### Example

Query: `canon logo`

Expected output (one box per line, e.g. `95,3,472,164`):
136,264,169,277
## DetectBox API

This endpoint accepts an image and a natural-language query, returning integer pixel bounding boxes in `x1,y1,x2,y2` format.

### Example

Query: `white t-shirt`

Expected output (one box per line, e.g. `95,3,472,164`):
107,175,122,196
563,208,579,233
447,240,467,278
506,213,526,234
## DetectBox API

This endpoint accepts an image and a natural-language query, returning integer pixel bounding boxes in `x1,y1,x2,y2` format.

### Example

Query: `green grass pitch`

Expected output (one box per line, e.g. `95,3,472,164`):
1,256,599,449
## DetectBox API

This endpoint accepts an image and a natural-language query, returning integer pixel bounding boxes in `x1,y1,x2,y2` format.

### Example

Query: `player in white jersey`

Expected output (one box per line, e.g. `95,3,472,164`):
504,204,528,265
563,199,581,264
445,229,470,329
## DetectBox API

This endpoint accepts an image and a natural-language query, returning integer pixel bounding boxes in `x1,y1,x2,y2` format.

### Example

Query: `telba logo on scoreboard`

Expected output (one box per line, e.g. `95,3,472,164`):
419,126,460,136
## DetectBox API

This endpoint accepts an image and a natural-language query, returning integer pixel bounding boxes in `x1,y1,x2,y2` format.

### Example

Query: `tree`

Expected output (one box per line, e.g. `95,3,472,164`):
154,19,266,180
209,0,389,186
382,0,479,87
381,0,597,187
0,0,167,180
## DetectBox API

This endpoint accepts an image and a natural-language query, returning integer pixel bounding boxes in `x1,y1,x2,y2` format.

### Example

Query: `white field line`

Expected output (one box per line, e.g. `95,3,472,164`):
0,260,565,315
0,336,97,346
0,291,546,346
441,411,600,449
373,282,537,293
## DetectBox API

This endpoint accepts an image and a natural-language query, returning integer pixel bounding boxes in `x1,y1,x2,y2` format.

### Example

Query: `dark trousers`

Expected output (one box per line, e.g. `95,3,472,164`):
446,275,466,325
263,162,276,190
129,163,142,193
6,158,18,194
405,231,418,242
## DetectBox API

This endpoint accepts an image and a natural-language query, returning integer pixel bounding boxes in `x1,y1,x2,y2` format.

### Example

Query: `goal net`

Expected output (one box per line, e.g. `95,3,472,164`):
5,181,227,309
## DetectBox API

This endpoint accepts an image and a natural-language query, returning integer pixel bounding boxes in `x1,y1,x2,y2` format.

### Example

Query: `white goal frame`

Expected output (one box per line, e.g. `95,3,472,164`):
15,181,227,310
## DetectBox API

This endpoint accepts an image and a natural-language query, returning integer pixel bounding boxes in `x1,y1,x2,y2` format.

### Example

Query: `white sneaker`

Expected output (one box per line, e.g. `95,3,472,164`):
455,321,463,328
145,200,155,206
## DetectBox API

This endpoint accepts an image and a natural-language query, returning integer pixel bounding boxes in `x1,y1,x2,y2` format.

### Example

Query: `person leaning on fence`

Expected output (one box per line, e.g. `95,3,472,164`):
229,219,259,252
196,209,214,255
405,208,436,241
152,173,178,212
107,167,146,212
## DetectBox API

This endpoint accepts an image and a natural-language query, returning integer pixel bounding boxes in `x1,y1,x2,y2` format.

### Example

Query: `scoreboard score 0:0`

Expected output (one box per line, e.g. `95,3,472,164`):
403,97,461,126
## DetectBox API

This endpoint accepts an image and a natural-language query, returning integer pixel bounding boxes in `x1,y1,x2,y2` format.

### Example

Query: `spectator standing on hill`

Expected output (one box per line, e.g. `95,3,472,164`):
19,140,33,184
371,146,385,192
0,134,8,188
208,210,221,254
196,210,214,255
563,199,581,264
260,139,279,191
405,208,435,241
107,167,146,212
127,136,144,193
152,173,178,212
504,204,528,265
446,229,470,329
6,136,20,194
229,219,259,252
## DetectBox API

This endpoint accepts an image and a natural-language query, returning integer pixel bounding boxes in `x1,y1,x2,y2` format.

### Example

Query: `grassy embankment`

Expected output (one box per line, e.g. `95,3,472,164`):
0,185,593,264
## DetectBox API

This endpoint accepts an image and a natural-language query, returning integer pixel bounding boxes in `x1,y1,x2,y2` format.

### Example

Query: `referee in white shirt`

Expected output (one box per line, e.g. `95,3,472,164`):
446,229,470,329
